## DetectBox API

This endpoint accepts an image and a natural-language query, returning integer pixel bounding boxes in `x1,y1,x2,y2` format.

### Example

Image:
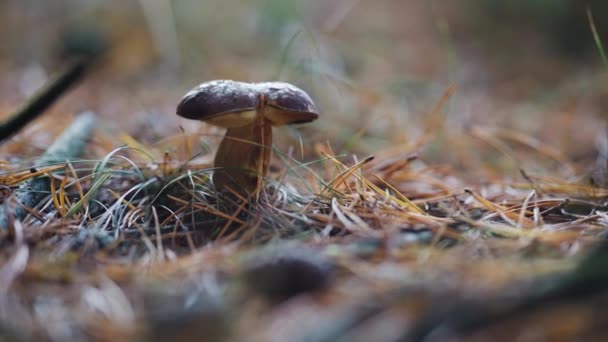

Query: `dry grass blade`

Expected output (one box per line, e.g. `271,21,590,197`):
465,189,536,228
490,127,575,174
374,176,427,214
331,197,382,237
587,6,608,67
424,84,456,132
168,195,246,225
320,154,374,195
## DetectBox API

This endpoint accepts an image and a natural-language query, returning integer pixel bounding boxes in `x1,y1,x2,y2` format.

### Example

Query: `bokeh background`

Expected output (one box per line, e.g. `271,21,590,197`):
1,0,607,179
2,2,608,341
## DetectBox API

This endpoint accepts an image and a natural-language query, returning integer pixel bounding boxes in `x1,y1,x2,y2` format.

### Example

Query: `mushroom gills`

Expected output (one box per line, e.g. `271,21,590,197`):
264,107,319,126
205,110,257,128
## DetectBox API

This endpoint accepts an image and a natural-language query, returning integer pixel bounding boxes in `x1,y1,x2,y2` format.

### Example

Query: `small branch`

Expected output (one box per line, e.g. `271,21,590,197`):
0,112,96,230
0,57,92,143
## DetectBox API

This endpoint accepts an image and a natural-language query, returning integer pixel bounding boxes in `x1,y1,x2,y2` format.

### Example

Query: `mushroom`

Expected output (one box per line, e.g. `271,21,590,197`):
177,80,319,197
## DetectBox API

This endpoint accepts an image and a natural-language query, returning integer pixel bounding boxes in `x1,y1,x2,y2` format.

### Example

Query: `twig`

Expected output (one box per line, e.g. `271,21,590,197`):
0,57,91,143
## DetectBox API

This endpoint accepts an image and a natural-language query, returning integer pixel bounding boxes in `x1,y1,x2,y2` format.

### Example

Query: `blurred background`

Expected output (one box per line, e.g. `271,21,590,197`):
3,2,608,340
1,0,607,180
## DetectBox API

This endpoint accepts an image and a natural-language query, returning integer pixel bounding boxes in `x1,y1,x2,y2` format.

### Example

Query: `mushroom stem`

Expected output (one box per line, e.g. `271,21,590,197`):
213,113,272,197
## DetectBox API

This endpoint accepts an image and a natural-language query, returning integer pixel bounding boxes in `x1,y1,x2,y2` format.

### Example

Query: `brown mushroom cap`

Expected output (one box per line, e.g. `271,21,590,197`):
176,80,257,128
256,82,319,125
176,80,319,127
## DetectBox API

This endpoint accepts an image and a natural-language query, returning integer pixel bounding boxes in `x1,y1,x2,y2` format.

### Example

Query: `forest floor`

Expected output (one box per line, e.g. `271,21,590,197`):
1,1,608,341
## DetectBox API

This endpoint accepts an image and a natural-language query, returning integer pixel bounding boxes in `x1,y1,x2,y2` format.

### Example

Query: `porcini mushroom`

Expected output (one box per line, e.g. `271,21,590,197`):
176,80,319,197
